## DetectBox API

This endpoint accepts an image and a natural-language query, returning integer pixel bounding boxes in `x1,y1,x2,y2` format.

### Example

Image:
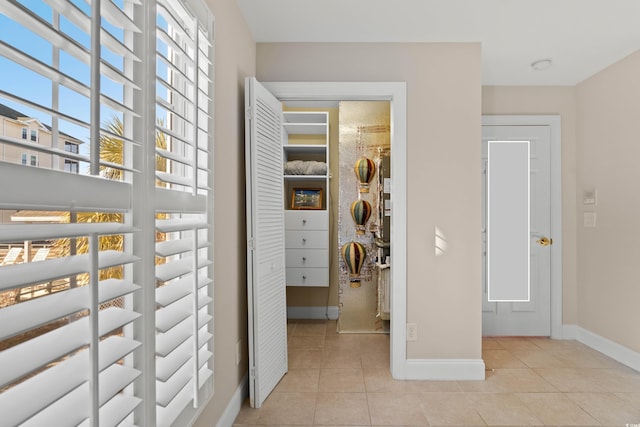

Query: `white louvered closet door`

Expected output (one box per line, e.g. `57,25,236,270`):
245,77,288,408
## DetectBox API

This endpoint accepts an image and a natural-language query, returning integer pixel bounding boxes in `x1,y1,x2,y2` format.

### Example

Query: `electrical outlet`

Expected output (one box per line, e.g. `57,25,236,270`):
406,323,418,341
236,340,242,366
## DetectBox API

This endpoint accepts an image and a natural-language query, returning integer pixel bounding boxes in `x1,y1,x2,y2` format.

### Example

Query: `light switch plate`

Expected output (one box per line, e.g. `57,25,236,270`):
583,189,597,206
584,212,597,228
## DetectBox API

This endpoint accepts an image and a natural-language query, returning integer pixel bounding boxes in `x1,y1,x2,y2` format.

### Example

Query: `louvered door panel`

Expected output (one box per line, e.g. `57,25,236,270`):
245,77,287,408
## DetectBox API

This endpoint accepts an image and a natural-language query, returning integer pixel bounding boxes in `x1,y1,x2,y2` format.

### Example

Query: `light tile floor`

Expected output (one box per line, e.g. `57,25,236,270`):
234,319,640,426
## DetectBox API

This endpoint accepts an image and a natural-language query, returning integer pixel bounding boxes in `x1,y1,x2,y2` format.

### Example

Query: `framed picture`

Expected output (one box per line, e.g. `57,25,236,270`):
291,188,323,210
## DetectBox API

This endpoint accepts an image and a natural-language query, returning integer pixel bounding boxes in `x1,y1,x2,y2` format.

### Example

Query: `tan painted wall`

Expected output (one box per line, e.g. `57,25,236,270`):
481,86,578,325
575,51,640,353
193,0,255,425
257,43,482,359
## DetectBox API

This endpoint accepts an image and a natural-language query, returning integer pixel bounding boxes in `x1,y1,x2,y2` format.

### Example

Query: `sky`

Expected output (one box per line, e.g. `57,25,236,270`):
0,0,128,158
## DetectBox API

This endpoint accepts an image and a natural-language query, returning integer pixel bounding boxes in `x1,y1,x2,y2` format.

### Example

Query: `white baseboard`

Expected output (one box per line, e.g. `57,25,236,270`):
563,325,640,372
216,374,248,427
287,305,339,320
561,324,579,340
404,359,486,381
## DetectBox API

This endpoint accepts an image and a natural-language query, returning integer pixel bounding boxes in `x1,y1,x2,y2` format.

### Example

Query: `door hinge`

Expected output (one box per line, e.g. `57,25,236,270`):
250,367,256,379
246,106,252,120
248,238,255,251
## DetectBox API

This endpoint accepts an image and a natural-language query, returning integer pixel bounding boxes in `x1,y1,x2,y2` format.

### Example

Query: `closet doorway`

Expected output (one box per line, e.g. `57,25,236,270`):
246,80,407,408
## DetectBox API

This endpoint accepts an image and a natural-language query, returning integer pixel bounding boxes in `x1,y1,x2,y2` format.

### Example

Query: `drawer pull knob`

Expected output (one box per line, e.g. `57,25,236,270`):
302,257,307,263
302,219,307,225
302,275,307,280
302,238,307,244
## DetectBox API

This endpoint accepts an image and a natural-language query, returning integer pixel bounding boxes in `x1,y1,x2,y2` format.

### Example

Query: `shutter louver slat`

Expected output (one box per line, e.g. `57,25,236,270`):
98,0,142,33
0,279,140,341
156,294,192,332
155,189,208,213
156,239,192,257
155,312,212,358
0,40,92,100
41,0,141,61
77,394,142,427
198,295,213,309
0,223,134,243
99,364,142,405
156,171,194,188
198,310,213,329
198,348,212,369
156,318,192,358
156,218,208,232
0,307,140,389
157,76,191,105
157,28,193,66
0,0,89,64
156,277,193,307
156,383,193,427
156,257,193,282
158,257,211,280
0,41,139,106
0,89,90,130
0,336,139,426
156,95,192,124
156,123,194,147
156,361,192,407
20,385,88,427
155,275,211,307
155,147,193,167
0,161,132,212
156,339,193,382
0,250,139,292
21,364,141,427
156,52,194,91
199,330,213,347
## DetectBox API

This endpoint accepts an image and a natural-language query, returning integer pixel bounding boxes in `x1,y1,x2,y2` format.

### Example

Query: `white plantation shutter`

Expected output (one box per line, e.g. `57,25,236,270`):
0,0,215,426
153,0,214,425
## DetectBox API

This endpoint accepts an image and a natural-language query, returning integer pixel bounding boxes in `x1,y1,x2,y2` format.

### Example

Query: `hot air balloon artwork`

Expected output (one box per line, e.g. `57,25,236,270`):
341,241,366,284
354,156,376,193
350,200,372,235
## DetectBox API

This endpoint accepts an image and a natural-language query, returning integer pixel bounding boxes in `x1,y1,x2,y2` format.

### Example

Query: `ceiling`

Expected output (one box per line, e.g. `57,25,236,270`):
236,0,640,85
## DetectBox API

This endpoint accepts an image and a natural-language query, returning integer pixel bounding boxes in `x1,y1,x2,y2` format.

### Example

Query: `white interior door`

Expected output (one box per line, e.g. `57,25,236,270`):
245,77,288,407
482,125,552,336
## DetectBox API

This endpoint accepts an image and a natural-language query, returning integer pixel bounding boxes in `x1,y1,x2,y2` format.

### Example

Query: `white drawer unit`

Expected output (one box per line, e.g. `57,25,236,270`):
285,210,328,230
286,267,329,287
285,230,329,249
285,249,328,268
282,111,330,287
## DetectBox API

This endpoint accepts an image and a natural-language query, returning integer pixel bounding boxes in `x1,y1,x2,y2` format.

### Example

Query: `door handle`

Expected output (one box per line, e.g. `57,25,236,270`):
537,236,552,246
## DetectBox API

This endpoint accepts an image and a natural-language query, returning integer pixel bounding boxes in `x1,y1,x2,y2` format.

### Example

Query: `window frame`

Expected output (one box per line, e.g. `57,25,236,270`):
0,0,215,425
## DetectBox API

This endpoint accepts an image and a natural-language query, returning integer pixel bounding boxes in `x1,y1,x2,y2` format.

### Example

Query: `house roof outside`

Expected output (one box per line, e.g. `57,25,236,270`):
0,102,84,144
0,103,28,121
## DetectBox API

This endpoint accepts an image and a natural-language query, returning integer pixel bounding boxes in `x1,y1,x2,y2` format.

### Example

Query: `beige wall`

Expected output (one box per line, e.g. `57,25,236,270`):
575,51,640,353
481,86,578,325
258,43,482,359
193,0,255,426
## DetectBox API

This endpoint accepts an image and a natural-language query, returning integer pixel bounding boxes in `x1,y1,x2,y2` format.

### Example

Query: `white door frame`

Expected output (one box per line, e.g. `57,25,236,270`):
482,115,563,339
264,82,408,378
